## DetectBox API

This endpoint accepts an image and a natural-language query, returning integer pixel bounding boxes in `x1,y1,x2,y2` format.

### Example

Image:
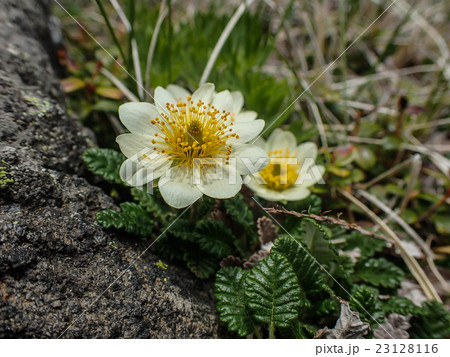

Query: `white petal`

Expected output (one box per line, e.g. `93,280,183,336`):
192,83,215,104
253,136,266,149
154,86,177,115
296,165,325,187
198,164,242,199
118,102,160,136
235,111,257,122
250,185,285,202
229,119,265,143
231,143,269,175
280,186,310,201
212,90,233,113
158,166,203,209
166,84,191,102
116,133,154,158
297,142,318,163
266,128,297,152
231,91,244,113
119,157,170,186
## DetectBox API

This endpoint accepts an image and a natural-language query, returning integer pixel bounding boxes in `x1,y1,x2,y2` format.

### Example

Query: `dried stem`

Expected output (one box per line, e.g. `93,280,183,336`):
338,188,442,302
357,189,450,294
100,68,139,102
144,0,168,96
199,0,255,85
264,207,391,243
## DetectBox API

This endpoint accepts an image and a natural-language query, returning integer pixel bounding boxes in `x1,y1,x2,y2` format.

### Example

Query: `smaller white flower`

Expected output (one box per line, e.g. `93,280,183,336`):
116,83,269,209
246,128,325,202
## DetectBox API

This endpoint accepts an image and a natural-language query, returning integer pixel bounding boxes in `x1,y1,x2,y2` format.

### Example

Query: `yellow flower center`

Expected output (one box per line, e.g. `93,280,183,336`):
150,96,238,168
259,148,299,191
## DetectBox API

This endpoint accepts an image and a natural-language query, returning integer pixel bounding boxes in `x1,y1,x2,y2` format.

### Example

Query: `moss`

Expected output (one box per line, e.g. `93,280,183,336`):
0,166,14,188
24,95,52,117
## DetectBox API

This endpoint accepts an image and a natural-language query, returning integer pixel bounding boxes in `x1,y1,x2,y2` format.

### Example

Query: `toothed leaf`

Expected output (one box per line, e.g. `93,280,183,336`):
215,267,255,337
83,148,125,184
245,253,305,328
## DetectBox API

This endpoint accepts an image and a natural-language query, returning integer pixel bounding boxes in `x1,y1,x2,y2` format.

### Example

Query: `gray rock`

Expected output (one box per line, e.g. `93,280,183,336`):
0,0,218,338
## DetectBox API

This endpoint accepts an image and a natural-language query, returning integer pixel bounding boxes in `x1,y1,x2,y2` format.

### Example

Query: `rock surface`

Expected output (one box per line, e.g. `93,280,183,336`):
0,0,217,338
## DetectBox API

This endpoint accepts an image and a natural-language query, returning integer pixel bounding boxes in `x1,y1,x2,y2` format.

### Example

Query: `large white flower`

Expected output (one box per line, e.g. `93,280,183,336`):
116,83,269,208
246,128,325,202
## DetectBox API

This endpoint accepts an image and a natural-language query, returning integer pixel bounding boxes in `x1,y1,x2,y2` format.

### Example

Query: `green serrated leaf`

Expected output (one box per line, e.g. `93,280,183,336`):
82,148,125,184
382,296,420,315
215,267,255,337
96,202,153,236
197,196,217,219
350,285,384,326
271,235,323,295
279,319,311,339
409,301,450,339
194,220,235,259
131,188,172,224
168,218,195,240
299,219,338,264
354,258,404,288
224,194,253,230
315,298,339,316
245,253,304,328
344,231,386,260
183,249,218,279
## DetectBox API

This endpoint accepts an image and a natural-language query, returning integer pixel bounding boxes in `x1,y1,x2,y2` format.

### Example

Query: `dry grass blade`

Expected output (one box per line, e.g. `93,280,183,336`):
357,189,450,294
144,0,168,96
338,188,442,302
100,68,139,102
199,0,255,85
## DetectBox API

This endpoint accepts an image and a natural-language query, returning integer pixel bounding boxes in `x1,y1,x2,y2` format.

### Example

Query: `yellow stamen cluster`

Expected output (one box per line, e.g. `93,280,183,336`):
259,148,299,191
150,96,237,168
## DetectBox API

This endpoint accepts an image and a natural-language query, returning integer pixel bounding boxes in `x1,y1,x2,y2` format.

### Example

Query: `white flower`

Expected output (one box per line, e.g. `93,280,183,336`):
246,128,325,202
116,83,269,208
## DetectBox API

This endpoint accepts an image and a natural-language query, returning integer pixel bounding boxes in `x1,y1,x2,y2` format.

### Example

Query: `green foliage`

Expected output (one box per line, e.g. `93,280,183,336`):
165,218,236,279
350,285,384,326
271,235,324,295
315,298,340,316
382,296,420,316
193,220,235,259
297,219,339,266
353,258,404,288
96,202,153,236
344,232,386,260
224,194,253,231
183,248,218,280
83,148,125,184
409,301,450,339
131,188,172,225
215,267,255,337
279,320,311,339
245,253,305,329
167,218,195,240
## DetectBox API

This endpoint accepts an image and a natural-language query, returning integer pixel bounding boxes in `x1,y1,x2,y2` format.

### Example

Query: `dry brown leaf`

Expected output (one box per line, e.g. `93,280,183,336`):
315,301,370,339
